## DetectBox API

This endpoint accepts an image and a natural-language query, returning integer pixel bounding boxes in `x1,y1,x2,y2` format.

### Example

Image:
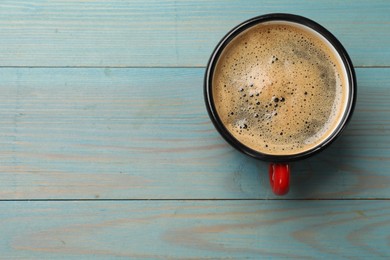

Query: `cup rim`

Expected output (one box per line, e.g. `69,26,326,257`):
204,13,357,162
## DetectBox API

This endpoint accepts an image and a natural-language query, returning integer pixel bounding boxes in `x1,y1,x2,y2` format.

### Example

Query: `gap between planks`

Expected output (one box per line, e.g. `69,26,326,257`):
0,198,389,202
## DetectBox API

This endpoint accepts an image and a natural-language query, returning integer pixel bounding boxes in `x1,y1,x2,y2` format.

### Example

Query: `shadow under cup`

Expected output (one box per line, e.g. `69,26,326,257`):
204,14,356,195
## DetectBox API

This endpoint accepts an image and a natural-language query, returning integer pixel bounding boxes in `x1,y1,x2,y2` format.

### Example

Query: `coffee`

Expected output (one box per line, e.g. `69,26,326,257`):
212,21,348,155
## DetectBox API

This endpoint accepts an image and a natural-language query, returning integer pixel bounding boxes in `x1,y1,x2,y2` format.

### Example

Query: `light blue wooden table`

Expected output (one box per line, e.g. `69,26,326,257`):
0,1,389,258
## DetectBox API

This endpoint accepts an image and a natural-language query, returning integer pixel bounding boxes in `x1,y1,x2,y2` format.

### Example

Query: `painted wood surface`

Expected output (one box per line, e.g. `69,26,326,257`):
0,0,389,258
0,200,389,259
0,68,388,200
0,0,388,67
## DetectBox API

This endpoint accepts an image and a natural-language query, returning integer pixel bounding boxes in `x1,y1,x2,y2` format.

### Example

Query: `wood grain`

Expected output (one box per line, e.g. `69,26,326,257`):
0,200,388,259
0,0,388,67
0,67,388,199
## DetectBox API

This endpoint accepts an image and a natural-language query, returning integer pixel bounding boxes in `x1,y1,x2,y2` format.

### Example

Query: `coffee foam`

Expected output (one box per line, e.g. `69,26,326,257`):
212,21,348,155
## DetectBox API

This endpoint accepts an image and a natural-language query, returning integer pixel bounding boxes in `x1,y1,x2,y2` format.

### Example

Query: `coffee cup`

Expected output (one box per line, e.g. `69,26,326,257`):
204,13,356,195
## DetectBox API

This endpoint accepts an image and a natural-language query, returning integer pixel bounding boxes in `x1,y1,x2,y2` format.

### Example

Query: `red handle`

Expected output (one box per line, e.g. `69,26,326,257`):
269,163,290,195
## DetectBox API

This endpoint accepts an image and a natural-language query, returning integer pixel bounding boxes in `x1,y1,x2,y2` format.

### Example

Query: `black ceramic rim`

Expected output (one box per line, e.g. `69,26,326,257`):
204,13,357,162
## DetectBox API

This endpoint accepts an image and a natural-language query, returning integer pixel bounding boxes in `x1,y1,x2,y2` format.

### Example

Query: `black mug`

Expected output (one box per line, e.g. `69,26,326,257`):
204,14,356,195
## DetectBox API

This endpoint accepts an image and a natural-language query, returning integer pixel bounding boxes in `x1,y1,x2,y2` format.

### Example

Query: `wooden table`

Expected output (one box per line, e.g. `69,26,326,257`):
1,1,389,258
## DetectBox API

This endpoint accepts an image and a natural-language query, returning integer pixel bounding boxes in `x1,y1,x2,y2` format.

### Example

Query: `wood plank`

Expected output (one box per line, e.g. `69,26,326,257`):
0,200,389,258
0,67,388,199
0,0,388,67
